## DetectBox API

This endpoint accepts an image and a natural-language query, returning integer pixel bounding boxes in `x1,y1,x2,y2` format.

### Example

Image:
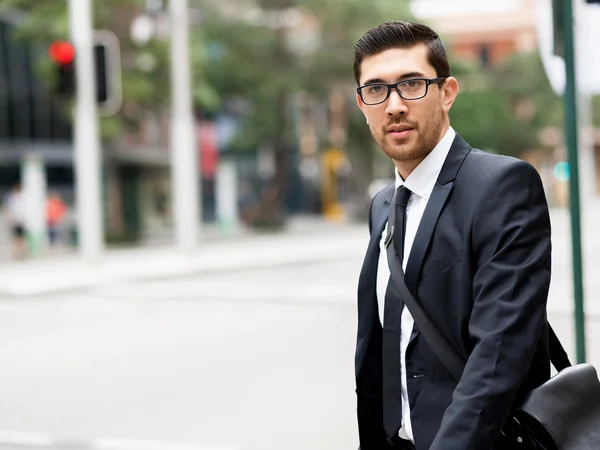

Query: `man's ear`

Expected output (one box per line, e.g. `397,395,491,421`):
441,76,459,113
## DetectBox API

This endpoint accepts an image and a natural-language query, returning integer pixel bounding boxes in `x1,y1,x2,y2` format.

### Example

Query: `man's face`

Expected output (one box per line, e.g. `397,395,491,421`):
357,44,458,166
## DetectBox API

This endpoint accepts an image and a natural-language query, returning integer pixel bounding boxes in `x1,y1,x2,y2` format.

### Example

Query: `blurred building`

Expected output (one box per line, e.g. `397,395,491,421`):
0,10,178,245
411,0,600,203
0,13,74,201
410,0,537,69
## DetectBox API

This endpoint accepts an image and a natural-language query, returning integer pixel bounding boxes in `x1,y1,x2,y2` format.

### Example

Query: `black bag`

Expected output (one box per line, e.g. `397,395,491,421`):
385,238,600,450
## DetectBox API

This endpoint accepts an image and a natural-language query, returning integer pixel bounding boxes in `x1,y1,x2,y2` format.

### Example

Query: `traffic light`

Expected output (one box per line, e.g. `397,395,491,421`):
94,30,123,116
48,31,122,116
48,40,76,96
94,42,109,103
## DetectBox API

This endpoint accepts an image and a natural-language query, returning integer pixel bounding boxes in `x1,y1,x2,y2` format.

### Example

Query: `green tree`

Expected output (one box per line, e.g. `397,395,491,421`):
194,0,412,223
593,95,600,127
450,52,563,157
1,0,418,223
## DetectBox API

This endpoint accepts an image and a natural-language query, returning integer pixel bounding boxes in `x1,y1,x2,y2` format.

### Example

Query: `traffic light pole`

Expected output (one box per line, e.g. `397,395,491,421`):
562,0,586,363
69,0,104,262
170,0,200,253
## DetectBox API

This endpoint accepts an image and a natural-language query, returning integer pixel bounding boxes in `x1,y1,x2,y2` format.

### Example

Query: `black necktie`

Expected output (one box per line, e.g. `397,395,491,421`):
382,185,412,440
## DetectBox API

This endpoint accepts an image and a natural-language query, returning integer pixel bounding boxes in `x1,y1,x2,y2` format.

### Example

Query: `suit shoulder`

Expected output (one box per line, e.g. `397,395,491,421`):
462,148,538,181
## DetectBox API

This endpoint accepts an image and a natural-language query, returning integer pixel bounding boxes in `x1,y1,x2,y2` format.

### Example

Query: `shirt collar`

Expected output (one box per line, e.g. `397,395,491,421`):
395,126,456,200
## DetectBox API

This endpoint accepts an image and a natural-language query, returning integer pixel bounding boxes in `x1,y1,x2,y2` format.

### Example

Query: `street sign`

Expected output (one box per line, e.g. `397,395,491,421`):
554,161,571,181
536,0,600,95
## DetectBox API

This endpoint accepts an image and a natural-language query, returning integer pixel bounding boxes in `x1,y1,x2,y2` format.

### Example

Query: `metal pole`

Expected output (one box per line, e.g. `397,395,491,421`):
169,0,200,252
562,0,586,363
69,0,104,262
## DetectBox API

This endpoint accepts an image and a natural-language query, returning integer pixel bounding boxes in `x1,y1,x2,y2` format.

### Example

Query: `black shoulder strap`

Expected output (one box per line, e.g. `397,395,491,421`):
385,239,465,381
548,323,571,371
385,239,571,383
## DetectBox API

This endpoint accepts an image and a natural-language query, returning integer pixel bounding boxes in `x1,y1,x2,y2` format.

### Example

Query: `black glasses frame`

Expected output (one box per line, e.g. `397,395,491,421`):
357,77,447,105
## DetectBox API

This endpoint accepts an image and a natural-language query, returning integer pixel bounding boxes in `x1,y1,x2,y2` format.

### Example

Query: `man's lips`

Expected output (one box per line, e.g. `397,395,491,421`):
387,126,414,137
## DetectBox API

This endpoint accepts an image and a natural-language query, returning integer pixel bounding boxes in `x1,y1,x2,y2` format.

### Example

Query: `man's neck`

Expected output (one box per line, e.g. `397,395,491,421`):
394,123,450,180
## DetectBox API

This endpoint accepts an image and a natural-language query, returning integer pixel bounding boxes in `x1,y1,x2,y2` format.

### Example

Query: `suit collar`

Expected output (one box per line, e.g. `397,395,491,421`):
437,132,471,185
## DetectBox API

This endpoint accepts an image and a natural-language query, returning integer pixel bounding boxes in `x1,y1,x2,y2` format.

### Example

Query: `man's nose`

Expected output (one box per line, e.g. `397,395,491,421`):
386,88,408,116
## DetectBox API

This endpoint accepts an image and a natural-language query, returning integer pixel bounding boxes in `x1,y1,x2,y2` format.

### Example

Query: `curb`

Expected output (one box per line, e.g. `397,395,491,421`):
0,247,366,299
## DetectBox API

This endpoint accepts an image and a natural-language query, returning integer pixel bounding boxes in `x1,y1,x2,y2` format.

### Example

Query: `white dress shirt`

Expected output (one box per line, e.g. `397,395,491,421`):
376,126,456,441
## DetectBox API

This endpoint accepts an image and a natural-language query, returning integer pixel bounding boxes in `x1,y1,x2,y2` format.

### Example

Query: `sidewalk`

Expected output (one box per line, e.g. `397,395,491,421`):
545,204,600,316
2,206,600,304
0,216,369,298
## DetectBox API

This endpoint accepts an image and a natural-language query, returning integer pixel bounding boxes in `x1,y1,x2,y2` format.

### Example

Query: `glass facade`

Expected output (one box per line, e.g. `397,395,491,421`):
0,17,72,141
0,15,73,196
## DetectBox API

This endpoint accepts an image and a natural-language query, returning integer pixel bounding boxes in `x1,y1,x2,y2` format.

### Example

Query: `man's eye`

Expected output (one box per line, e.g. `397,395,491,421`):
367,85,384,94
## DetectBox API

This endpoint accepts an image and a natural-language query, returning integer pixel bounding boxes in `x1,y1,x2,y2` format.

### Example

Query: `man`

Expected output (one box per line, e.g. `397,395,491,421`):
46,191,67,249
3,184,27,259
354,21,552,450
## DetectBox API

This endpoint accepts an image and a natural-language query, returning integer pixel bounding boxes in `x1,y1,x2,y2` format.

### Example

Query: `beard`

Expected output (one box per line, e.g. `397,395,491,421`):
371,113,445,163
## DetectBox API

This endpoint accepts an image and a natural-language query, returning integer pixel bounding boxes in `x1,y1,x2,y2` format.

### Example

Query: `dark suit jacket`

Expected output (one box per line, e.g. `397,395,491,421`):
355,133,552,450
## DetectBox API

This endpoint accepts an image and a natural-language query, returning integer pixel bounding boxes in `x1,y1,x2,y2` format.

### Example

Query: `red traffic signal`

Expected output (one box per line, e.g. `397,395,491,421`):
49,40,75,97
48,40,75,65
47,32,122,116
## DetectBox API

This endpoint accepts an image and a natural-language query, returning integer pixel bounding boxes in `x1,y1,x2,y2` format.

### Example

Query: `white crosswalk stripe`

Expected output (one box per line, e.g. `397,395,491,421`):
0,430,238,450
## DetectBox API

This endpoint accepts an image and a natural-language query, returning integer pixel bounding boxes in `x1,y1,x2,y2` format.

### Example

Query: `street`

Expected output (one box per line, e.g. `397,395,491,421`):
0,209,599,450
3,0,600,448
0,259,362,450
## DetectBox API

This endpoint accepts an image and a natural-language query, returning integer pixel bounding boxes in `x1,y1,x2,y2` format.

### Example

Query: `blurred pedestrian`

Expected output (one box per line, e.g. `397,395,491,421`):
238,181,259,226
46,191,66,249
2,184,27,259
353,21,552,450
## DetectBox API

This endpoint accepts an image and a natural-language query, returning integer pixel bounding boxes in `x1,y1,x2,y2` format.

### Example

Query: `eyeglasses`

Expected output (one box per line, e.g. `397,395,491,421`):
357,77,447,105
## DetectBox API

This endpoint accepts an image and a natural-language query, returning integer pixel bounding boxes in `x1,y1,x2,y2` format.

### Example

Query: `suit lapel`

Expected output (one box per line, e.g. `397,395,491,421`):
362,186,393,271
371,201,390,247
404,133,472,295
358,133,471,373
357,202,389,298
404,182,453,293
356,185,394,379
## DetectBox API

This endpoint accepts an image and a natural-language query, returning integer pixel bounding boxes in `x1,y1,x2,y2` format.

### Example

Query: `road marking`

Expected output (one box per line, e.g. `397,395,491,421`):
0,431,238,450
0,430,54,447
93,438,238,450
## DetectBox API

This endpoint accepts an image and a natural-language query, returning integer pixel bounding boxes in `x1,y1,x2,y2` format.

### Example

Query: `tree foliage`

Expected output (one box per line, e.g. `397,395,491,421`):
192,0,411,145
593,95,600,127
190,0,412,220
0,0,566,220
450,52,563,157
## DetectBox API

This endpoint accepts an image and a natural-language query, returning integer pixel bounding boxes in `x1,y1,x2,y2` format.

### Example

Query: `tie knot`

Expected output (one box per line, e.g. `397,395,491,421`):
394,186,411,208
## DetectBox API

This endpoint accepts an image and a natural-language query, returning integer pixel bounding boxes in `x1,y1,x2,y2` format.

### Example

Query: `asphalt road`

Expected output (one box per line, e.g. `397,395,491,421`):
0,260,362,450
0,217,598,450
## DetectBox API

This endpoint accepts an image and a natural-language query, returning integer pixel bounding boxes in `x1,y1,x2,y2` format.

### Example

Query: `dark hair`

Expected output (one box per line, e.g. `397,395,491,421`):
353,21,451,85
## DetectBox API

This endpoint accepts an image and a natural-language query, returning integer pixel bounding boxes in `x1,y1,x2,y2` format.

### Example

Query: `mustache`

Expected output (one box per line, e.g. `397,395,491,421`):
386,120,416,128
